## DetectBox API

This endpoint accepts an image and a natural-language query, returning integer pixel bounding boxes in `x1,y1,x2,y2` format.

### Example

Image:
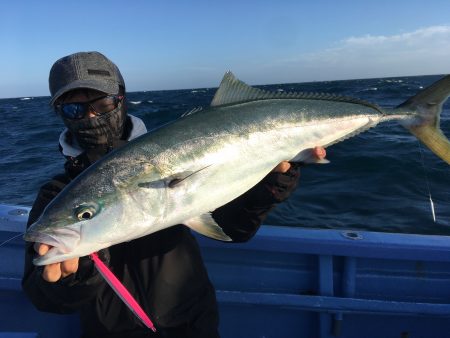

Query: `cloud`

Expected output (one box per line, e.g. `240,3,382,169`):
343,25,450,46
267,25,450,83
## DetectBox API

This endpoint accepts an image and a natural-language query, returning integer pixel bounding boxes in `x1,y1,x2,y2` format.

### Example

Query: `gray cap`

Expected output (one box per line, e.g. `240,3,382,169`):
49,51,125,105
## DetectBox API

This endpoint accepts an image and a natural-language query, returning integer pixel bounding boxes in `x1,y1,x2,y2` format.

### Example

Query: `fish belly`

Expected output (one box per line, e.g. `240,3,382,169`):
159,114,378,227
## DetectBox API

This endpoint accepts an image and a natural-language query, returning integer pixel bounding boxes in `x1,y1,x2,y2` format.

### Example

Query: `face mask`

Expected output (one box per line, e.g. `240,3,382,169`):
62,104,126,150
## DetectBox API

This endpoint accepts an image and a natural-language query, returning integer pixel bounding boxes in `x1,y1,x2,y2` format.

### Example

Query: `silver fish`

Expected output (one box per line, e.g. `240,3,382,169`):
25,72,450,265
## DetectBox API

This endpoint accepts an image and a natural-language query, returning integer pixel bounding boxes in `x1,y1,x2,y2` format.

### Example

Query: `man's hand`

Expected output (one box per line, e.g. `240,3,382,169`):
34,243,79,282
272,146,327,173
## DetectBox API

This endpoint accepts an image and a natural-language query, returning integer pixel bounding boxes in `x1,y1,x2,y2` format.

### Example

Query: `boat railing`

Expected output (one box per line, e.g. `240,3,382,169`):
1,203,450,338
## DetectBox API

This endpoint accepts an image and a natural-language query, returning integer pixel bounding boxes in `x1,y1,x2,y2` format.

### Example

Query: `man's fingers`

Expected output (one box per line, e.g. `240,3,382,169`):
272,161,291,173
34,243,77,281
42,263,62,282
61,258,79,278
272,147,326,173
35,243,61,282
313,146,326,159
34,243,50,256
42,259,78,282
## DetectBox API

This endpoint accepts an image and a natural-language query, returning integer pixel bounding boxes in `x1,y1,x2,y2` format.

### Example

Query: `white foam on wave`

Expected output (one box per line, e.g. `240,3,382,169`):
130,101,142,105
20,97,32,101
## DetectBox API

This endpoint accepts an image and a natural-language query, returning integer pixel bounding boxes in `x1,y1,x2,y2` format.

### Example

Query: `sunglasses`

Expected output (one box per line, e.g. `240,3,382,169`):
54,95,124,120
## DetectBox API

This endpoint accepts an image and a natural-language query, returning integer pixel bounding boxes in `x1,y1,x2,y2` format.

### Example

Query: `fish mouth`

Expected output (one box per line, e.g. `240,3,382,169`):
24,224,81,265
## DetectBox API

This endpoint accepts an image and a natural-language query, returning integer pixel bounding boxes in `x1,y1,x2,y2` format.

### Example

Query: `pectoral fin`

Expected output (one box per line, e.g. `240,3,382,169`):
184,213,232,241
138,165,213,189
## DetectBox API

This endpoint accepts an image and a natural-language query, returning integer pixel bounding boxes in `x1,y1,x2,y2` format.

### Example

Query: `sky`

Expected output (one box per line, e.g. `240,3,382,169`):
1,0,450,98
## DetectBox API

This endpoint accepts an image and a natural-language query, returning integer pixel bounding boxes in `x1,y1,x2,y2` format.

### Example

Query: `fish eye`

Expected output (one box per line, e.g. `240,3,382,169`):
75,204,98,221
79,210,93,220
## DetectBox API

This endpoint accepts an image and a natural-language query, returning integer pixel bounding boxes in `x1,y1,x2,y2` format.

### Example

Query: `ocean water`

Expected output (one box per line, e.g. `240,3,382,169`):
1,75,449,235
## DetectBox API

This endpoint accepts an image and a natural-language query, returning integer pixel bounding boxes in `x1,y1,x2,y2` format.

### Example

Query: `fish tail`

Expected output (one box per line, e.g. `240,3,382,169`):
397,75,450,164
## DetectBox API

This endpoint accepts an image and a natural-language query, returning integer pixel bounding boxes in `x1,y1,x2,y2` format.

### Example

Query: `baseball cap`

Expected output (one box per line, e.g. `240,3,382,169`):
49,51,125,105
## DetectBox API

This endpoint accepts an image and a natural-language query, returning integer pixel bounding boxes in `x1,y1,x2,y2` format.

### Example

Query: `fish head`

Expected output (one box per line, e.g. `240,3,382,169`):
24,173,125,265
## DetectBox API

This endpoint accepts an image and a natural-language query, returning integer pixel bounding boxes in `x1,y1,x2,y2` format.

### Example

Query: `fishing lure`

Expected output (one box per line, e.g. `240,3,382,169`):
90,252,156,332
418,142,437,223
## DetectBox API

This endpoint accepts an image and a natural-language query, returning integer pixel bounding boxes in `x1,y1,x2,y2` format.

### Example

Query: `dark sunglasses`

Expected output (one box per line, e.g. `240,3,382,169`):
54,95,124,120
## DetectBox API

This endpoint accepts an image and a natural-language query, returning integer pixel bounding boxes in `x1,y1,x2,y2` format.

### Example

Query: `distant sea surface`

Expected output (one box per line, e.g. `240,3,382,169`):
1,75,449,235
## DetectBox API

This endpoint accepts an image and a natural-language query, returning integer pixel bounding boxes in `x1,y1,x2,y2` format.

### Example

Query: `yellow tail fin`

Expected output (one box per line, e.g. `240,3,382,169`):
408,125,450,164
398,75,450,164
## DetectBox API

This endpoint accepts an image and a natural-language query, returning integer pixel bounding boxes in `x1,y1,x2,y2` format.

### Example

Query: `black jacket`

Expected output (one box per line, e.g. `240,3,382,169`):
22,148,300,338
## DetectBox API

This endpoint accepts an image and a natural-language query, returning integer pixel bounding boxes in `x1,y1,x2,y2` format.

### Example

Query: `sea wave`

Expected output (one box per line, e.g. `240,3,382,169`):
1,75,449,235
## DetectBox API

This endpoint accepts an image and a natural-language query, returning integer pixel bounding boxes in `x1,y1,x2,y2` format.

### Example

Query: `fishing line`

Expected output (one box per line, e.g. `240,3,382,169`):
417,142,436,222
0,232,24,248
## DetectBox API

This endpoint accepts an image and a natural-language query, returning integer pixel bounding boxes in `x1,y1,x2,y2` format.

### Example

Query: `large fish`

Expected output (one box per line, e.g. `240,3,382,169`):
25,72,450,265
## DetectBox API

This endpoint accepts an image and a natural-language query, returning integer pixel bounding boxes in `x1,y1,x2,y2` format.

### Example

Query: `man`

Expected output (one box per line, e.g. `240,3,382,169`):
22,51,324,338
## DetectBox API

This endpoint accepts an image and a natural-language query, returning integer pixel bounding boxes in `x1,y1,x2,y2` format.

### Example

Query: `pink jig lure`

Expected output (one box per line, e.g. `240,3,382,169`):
90,252,156,332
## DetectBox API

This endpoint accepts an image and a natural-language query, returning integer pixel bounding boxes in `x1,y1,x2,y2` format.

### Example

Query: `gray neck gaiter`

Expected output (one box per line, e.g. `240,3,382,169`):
62,104,126,150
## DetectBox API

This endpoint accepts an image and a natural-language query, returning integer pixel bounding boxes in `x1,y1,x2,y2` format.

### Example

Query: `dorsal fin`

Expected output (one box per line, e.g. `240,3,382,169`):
210,71,384,114
210,71,269,107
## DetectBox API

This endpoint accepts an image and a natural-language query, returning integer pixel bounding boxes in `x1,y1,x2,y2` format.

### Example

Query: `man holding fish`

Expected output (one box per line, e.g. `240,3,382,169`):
22,52,325,338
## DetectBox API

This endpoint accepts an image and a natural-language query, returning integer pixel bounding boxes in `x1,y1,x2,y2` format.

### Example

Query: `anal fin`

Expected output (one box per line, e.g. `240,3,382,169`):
184,213,232,241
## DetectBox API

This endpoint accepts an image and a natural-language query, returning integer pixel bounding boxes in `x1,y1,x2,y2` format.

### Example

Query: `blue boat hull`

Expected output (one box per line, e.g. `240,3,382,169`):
1,204,450,338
